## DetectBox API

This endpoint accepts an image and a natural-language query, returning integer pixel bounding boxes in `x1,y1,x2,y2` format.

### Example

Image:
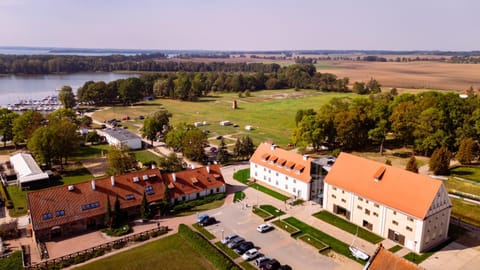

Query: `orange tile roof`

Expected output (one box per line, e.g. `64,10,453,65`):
367,246,421,270
27,169,166,231
325,153,443,219
165,165,225,199
250,142,312,183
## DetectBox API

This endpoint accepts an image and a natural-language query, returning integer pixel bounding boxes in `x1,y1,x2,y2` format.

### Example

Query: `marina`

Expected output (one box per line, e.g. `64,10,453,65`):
2,96,62,112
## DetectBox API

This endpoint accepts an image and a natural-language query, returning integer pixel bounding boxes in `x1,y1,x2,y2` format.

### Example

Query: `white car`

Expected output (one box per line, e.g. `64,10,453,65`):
241,248,259,260
257,223,273,233
221,234,238,244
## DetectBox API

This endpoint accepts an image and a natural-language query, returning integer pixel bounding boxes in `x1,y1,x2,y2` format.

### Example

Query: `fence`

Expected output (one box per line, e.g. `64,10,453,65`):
26,225,169,269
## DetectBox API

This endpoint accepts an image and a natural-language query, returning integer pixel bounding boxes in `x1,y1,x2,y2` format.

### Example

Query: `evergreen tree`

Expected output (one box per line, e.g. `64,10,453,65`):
429,146,451,175
216,138,229,164
112,195,122,228
140,192,150,221
385,159,392,166
405,156,419,173
104,195,112,228
456,137,477,165
233,138,242,160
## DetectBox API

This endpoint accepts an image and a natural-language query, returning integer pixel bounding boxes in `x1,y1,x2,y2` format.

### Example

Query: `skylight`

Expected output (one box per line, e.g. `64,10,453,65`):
145,185,154,195
55,210,65,217
81,202,100,211
42,213,53,220
125,194,135,200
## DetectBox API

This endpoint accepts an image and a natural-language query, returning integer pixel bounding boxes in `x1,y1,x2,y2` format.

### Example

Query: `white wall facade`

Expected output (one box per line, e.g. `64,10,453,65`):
170,184,226,204
250,162,310,200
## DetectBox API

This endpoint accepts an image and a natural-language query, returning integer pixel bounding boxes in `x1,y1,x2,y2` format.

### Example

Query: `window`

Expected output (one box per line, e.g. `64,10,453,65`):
293,187,296,193
42,213,53,220
285,184,288,189
374,203,379,208
393,211,397,215
358,197,363,202
373,212,378,217
125,194,135,200
331,194,336,199
333,187,337,191
406,226,413,231
362,220,373,230
81,202,100,211
357,205,363,210
341,199,346,203
366,200,369,204
55,210,65,217
365,209,370,215
392,220,399,225
216,188,219,192
268,169,271,173
276,172,279,176
263,176,266,180
275,180,278,185
264,168,266,171
342,190,345,194
145,186,154,195
255,164,257,168
293,179,296,183
408,217,414,222
254,172,257,176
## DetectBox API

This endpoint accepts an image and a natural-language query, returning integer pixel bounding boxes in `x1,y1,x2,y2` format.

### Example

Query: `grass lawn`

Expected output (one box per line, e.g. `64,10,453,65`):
6,185,28,217
388,245,403,253
215,242,240,259
74,233,218,270
233,169,290,201
313,211,383,244
174,199,225,217
0,251,23,270
445,177,480,197
133,150,164,165
259,205,285,217
58,165,94,185
252,206,272,219
450,197,480,227
233,191,245,202
192,223,216,240
450,166,480,182
272,219,301,235
71,144,110,160
233,169,250,184
239,261,257,270
299,234,329,250
282,217,365,265
93,90,352,147
403,238,453,264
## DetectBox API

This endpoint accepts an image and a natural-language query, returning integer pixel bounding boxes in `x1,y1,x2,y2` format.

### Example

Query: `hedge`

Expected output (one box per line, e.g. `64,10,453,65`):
178,224,240,270
172,193,226,213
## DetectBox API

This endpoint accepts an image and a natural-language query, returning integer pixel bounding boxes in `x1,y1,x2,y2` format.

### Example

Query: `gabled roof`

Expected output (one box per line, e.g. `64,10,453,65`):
366,245,422,270
10,153,49,183
249,142,312,183
27,169,165,231
102,128,141,141
165,165,225,198
325,152,445,219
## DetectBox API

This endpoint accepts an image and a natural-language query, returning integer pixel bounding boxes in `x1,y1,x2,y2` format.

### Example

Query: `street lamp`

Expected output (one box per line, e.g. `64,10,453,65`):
221,229,224,240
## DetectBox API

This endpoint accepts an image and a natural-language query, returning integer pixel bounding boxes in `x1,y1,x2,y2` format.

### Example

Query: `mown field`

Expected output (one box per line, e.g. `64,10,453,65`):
321,61,480,91
93,89,352,147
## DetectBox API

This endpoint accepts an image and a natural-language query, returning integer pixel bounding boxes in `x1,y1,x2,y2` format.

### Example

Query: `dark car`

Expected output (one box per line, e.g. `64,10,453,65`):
227,237,245,249
262,259,281,270
197,213,209,223
200,217,217,226
234,241,254,255
258,258,273,269
255,256,270,267
278,265,292,270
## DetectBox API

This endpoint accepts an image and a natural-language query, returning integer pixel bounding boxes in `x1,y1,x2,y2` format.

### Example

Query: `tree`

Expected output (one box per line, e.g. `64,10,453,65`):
118,77,143,105
158,153,184,172
141,110,172,145
106,145,136,175
405,156,419,173
27,126,56,168
58,85,76,109
0,108,18,148
85,131,101,144
140,192,150,221
216,139,229,164
352,82,368,94
104,195,112,228
456,137,477,165
182,128,206,161
112,195,122,228
49,119,80,167
13,110,43,145
366,78,381,93
389,101,417,145
429,146,451,175
292,114,325,150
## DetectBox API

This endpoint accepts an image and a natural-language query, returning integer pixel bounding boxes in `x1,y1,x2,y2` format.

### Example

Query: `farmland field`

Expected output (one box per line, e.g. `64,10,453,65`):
93,89,351,147
320,61,480,91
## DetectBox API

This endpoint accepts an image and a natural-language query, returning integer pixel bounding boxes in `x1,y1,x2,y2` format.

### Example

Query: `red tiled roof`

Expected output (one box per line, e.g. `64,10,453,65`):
325,152,444,219
367,246,421,270
27,169,165,231
166,165,225,199
250,142,312,183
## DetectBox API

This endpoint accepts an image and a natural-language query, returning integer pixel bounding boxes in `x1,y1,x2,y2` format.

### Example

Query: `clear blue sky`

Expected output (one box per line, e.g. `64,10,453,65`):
1,0,478,51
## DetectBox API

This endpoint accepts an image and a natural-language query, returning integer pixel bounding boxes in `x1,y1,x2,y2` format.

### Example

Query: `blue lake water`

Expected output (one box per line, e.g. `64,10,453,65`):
0,73,138,106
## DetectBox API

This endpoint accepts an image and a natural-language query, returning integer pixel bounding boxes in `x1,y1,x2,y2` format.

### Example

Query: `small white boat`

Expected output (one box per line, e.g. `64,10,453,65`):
349,246,369,261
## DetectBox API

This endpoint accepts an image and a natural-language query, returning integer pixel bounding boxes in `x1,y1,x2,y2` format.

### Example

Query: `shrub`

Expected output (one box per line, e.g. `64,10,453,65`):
112,242,126,250
429,146,451,175
134,234,150,242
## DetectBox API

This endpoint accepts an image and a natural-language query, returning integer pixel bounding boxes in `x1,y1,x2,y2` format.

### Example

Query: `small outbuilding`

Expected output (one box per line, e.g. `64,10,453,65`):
97,128,142,150
10,153,50,189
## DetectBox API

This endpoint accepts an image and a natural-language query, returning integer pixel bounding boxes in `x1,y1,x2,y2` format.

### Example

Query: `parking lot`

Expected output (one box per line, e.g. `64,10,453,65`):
201,201,351,270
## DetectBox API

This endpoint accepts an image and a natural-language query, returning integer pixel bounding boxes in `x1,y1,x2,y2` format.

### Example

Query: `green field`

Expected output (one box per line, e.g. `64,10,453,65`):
93,90,351,147
74,233,218,270
313,211,383,244
259,204,285,217
445,178,480,197
192,223,216,240
450,197,480,227
133,150,165,165
450,166,480,182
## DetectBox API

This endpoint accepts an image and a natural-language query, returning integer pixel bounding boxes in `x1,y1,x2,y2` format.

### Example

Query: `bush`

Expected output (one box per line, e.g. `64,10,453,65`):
112,241,126,250
103,225,131,236
178,224,240,270
134,234,150,242
172,193,226,213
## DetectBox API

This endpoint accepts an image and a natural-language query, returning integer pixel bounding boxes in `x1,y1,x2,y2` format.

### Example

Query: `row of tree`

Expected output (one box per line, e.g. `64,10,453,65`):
76,64,350,104
293,91,480,162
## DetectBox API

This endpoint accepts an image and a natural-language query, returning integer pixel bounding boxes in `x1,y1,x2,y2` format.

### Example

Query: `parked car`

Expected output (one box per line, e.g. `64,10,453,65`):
197,213,209,223
221,234,239,244
257,223,274,233
235,241,254,255
278,265,292,270
200,217,217,226
256,257,271,268
262,259,281,270
227,237,245,249
241,248,260,260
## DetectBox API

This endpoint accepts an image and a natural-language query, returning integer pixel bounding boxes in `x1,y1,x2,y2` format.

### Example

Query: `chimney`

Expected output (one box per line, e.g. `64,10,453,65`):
303,155,309,161
151,163,156,169
91,179,96,190
68,185,74,191
110,176,115,186
191,164,195,169
206,165,210,174
271,144,277,151
172,173,177,182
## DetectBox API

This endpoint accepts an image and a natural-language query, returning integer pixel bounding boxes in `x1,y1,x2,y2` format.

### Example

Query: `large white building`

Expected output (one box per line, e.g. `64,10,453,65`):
323,152,451,253
10,152,50,189
98,128,142,150
249,142,327,201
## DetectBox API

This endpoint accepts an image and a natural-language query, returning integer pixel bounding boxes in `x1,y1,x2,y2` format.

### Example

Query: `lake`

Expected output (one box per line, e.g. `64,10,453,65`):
0,73,138,106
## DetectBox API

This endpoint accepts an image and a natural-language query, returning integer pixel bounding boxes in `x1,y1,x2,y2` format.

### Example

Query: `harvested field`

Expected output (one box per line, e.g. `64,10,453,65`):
319,61,480,91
